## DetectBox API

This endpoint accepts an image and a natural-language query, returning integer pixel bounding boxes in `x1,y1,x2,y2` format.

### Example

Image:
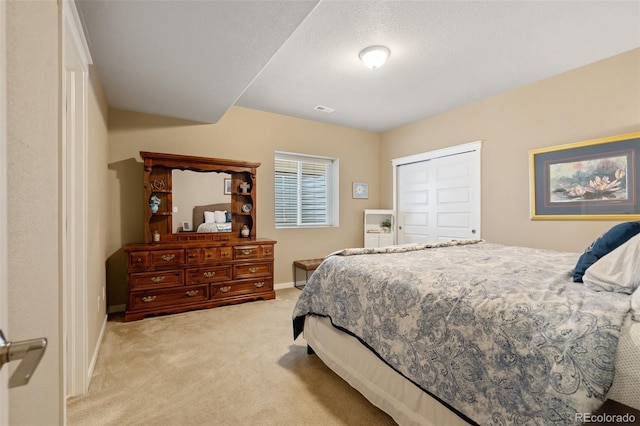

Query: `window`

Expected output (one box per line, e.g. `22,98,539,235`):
275,152,339,228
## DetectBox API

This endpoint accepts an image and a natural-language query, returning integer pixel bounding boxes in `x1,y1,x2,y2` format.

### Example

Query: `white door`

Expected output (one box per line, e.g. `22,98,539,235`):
397,160,433,244
430,151,480,240
394,142,481,244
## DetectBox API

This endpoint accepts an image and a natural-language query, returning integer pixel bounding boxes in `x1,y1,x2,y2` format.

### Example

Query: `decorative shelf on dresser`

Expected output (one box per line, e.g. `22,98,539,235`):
124,151,277,321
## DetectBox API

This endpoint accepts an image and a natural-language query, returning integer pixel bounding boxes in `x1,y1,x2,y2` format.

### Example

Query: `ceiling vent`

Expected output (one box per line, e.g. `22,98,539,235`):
314,105,335,113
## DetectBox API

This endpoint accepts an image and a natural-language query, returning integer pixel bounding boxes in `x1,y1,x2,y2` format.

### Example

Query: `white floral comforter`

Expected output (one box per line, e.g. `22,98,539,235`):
293,240,631,425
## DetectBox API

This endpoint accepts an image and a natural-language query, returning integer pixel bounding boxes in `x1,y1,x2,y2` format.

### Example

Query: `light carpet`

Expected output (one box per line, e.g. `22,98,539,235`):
67,288,396,426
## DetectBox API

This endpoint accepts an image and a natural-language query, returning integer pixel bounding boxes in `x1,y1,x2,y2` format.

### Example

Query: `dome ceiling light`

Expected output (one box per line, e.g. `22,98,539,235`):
359,45,391,69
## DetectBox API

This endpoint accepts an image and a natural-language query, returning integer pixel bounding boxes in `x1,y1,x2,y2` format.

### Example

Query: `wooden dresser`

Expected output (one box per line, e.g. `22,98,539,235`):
124,239,275,321
123,151,277,321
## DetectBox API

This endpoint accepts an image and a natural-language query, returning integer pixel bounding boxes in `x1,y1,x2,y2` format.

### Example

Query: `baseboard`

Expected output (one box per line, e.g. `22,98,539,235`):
275,281,294,290
87,314,107,386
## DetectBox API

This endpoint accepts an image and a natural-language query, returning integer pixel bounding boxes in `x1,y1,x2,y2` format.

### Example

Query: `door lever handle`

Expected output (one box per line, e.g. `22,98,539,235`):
0,329,47,388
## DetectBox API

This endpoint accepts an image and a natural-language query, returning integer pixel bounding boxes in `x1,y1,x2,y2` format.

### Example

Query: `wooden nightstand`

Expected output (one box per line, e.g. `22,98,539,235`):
582,400,640,425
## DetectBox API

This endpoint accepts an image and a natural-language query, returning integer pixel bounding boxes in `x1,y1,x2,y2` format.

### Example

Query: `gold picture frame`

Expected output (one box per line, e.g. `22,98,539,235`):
530,131,640,220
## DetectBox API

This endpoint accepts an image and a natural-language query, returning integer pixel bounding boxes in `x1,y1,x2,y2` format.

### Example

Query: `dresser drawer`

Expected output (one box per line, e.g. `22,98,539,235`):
233,262,272,279
260,244,274,258
150,249,185,267
186,247,219,263
186,247,233,263
129,251,152,268
129,285,208,311
130,270,183,290
219,246,232,260
233,245,260,259
186,266,232,285
210,278,273,299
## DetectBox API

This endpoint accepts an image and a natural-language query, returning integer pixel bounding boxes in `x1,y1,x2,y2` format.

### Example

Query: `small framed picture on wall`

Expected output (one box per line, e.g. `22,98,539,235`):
353,182,368,199
182,221,191,232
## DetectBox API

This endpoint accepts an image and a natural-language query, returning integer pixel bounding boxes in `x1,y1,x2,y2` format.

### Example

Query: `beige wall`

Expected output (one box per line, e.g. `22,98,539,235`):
7,0,62,424
380,48,640,253
107,107,380,307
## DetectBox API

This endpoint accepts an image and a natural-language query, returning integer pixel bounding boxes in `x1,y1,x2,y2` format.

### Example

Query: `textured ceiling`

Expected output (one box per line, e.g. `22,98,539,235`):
77,1,640,133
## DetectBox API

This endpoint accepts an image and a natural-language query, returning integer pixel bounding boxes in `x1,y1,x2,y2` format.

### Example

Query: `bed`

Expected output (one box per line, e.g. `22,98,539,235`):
293,228,640,425
192,203,232,233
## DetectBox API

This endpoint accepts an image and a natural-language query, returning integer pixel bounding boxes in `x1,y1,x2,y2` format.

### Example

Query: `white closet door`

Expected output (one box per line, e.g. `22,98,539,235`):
395,143,481,244
397,160,433,244
430,151,479,240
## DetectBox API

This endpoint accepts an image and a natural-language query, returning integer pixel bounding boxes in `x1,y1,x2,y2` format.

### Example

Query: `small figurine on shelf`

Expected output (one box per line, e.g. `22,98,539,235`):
240,225,250,238
152,230,161,242
381,219,392,233
149,195,161,213
239,181,251,194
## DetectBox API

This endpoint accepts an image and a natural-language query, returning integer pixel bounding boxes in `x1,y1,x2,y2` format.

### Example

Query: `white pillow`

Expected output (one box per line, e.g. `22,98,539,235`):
214,210,227,224
583,233,640,294
632,290,640,321
204,211,216,224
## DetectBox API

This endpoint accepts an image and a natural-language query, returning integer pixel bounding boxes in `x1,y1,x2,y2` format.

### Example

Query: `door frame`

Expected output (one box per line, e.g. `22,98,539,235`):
1,0,9,421
61,0,92,398
392,140,482,241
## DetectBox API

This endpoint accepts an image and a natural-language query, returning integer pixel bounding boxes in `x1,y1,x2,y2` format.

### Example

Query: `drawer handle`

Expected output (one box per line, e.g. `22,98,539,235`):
254,281,265,288
220,286,231,293
188,254,196,258
248,267,258,274
203,271,216,278
136,257,143,263
161,254,176,261
264,249,271,254
185,290,199,297
142,295,156,303
242,249,253,255
151,276,165,283
222,251,230,257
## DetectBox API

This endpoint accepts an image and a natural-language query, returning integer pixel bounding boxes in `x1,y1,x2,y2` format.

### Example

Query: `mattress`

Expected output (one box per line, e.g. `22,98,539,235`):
303,315,469,426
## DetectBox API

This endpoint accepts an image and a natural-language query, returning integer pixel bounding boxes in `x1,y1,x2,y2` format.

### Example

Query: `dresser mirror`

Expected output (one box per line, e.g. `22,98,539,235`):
171,170,231,233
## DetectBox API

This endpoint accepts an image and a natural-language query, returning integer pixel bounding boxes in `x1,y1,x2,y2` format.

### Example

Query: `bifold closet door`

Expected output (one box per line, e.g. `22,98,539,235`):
397,150,479,244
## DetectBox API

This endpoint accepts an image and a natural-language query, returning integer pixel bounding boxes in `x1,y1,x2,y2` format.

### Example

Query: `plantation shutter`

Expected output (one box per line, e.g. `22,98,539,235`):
275,153,334,228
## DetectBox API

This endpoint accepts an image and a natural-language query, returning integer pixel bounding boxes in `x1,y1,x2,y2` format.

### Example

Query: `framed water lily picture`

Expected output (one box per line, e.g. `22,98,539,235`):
530,132,640,220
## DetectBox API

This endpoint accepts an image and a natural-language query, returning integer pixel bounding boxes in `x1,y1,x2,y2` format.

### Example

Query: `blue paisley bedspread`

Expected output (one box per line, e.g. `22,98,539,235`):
292,240,632,425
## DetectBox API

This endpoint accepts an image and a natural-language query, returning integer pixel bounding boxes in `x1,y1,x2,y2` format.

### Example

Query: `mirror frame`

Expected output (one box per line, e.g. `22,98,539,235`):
141,151,260,243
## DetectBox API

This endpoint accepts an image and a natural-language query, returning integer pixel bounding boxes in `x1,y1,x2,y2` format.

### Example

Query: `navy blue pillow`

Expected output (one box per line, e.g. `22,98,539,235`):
573,221,640,282
225,211,232,223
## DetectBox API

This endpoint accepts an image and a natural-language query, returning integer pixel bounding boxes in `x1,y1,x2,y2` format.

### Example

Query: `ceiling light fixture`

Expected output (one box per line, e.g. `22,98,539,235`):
359,45,390,69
